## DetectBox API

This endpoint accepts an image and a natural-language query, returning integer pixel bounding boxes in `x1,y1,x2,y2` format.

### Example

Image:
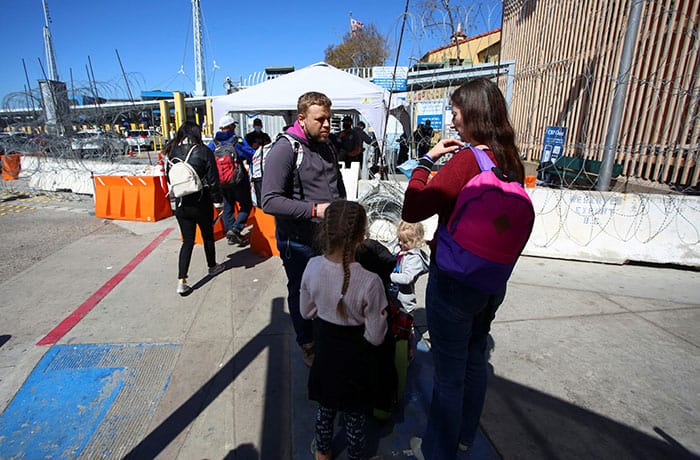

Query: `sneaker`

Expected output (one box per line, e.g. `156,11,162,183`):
237,232,250,246
410,437,425,460
208,263,225,276
226,229,242,245
311,438,331,460
177,281,193,296
301,342,315,367
458,442,470,452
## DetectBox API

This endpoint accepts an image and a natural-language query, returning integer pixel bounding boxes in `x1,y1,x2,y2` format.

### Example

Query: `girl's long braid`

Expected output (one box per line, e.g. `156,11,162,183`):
338,243,353,319
321,201,367,320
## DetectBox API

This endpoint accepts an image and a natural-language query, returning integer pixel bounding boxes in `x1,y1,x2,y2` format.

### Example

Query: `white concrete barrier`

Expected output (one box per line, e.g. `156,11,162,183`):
357,180,700,267
526,187,700,266
20,156,159,195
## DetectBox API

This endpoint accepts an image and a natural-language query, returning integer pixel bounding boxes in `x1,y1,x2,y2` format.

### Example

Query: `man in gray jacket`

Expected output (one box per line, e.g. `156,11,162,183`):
261,91,346,366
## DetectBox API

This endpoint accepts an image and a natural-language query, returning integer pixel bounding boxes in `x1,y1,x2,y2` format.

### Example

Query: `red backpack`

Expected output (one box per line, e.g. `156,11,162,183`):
213,140,244,188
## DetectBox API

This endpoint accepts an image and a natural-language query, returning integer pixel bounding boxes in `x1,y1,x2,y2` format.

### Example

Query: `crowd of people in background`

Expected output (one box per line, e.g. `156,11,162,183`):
165,79,525,460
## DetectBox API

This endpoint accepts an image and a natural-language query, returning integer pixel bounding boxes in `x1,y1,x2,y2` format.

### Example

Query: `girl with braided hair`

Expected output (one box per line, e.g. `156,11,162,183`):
300,200,388,460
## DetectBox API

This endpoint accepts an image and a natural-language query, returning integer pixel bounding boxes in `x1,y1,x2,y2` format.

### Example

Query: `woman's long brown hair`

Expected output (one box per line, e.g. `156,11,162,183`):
451,78,525,183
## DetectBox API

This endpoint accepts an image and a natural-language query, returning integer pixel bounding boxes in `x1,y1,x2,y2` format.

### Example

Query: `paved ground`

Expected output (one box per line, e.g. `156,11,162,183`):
0,181,698,459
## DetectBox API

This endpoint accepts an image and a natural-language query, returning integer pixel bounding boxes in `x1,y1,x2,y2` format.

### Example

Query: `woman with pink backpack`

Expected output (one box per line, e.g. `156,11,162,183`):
402,78,532,460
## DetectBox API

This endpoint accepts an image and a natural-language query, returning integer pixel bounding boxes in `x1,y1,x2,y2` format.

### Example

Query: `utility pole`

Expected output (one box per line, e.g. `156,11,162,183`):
42,0,59,81
115,49,136,105
192,0,207,97
598,0,643,191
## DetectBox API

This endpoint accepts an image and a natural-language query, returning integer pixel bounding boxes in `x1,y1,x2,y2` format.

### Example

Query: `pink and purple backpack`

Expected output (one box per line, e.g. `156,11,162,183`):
436,147,535,293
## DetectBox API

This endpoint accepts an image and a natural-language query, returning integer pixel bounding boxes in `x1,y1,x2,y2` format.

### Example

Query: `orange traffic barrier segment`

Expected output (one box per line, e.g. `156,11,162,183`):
1,154,21,180
193,202,255,245
193,206,226,245
249,207,279,258
93,175,172,222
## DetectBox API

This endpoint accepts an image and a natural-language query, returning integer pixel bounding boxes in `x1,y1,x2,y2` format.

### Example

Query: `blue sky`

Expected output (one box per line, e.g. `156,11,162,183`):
0,0,502,106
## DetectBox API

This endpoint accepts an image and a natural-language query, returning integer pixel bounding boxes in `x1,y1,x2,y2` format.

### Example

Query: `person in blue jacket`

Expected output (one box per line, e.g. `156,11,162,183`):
208,114,255,245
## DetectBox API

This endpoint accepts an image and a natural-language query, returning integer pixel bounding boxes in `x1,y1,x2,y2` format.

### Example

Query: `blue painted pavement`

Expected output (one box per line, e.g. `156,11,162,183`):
0,343,179,459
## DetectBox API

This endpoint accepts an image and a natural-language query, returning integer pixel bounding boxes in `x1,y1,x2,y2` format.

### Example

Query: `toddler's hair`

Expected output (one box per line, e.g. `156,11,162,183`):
319,200,368,319
396,220,425,249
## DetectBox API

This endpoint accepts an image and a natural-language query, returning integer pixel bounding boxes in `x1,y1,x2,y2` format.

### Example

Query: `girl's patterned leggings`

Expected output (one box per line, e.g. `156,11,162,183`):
315,405,367,460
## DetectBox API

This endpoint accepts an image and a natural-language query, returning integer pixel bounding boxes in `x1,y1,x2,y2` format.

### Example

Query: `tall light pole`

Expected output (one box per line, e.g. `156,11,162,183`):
192,0,206,97
42,0,59,81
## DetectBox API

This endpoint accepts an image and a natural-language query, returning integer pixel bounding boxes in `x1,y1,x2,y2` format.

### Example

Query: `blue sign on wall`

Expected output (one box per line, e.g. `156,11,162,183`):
417,114,443,130
372,77,407,91
541,126,567,164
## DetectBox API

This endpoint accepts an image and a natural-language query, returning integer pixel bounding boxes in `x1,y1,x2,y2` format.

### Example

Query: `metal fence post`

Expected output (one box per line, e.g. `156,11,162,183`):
598,0,644,191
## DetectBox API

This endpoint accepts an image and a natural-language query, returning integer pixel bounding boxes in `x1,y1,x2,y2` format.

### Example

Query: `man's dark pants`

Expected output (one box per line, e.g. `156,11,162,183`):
276,231,316,346
222,179,253,233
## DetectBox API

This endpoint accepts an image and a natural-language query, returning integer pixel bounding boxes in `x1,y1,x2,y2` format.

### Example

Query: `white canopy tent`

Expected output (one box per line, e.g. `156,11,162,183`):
211,62,403,151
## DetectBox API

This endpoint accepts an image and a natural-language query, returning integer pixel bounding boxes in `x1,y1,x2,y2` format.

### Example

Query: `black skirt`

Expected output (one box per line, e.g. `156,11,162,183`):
308,318,379,411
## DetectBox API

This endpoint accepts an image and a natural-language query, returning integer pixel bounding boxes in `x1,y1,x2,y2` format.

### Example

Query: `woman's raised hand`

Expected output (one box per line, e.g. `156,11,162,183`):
425,138,465,162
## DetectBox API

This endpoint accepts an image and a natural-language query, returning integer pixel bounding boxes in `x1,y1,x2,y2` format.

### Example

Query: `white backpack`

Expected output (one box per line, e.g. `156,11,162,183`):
167,145,202,198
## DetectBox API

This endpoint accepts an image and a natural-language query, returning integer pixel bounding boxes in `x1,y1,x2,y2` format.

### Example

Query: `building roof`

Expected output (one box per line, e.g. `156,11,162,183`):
421,28,501,61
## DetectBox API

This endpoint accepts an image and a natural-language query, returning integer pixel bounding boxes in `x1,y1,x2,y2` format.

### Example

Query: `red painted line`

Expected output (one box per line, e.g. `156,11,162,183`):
37,227,174,346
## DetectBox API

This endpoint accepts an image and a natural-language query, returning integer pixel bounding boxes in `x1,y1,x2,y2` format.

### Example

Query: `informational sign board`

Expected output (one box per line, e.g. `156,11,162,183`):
442,105,459,140
372,66,408,91
541,126,567,164
415,100,444,130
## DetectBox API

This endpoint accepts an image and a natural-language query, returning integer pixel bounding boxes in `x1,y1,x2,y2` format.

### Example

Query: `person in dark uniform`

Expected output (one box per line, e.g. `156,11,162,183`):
244,117,272,150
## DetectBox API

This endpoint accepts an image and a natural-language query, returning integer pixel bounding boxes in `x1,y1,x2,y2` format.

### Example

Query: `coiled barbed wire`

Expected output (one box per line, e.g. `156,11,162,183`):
358,180,406,248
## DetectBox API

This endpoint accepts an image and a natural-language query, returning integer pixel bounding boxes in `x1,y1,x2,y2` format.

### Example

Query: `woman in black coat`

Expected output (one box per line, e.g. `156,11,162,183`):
165,121,225,296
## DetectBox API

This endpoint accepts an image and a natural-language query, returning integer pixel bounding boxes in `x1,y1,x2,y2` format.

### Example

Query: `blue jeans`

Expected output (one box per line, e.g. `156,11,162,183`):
276,232,317,346
421,264,505,460
222,180,252,233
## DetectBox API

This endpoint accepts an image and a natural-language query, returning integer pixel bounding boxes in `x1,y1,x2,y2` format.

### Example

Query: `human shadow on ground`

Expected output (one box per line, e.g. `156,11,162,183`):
363,335,699,460
188,248,269,293
123,297,291,459
483,372,699,459
481,336,699,460
224,442,259,460
224,246,270,269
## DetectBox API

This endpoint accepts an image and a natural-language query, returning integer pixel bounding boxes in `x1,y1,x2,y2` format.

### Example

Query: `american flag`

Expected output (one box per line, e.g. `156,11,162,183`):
350,17,364,35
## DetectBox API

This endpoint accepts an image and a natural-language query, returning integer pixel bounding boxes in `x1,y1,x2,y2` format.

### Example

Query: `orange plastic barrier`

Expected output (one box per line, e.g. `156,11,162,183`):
250,207,279,257
191,202,258,245
525,175,536,188
194,206,226,245
1,154,21,180
93,175,172,222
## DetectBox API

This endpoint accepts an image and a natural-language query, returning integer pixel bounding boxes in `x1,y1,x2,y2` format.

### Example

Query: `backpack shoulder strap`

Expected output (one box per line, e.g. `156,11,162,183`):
469,147,494,172
167,144,195,166
278,133,305,200
184,144,197,163
280,133,304,168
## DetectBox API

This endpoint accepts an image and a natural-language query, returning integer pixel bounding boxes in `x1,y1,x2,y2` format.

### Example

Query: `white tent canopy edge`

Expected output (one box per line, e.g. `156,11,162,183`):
211,62,402,151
